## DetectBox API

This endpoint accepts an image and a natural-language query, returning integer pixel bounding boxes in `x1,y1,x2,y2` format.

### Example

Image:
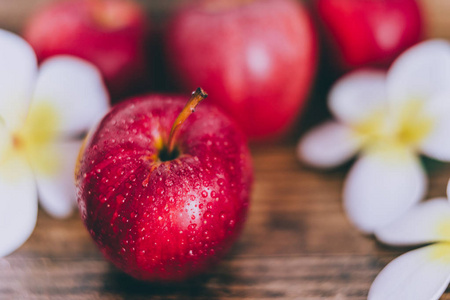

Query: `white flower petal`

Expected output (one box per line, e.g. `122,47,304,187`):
419,116,450,161
34,140,82,218
376,198,450,246
31,56,109,136
0,29,37,130
368,244,450,300
343,150,426,233
297,121,361,168
387,40,450,108
0,157,37,257
448,180,450,202
328,70,388,125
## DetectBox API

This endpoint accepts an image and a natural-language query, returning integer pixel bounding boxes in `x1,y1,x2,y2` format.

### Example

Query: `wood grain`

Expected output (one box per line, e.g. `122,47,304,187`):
1,0,450,299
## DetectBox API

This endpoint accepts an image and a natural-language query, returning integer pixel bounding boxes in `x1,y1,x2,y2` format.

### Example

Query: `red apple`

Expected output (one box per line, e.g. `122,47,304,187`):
165,0,317,140
23,0,149,98
315,0,423,70
75,88,253,281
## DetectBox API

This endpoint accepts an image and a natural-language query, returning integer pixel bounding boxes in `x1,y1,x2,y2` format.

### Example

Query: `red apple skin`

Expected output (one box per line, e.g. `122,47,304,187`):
75,94,253,281
315,0,423,70
23,0,149,98
165,0,318,140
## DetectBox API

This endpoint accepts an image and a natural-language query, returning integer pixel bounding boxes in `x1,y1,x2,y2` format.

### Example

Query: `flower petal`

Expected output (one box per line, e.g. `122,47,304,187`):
376,198,450,246
343,150,426,233
0,156,37,257
31,56,109,136
368,244,450,300
387,40,450,109
328,70,388,125
297,121,361,168
419,116,450,161
0,29,37,130
34,140,82,218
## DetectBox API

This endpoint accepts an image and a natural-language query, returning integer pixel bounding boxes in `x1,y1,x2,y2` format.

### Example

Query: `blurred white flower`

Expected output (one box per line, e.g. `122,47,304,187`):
298,40,450,233
0,29,109,257
369,192,450,300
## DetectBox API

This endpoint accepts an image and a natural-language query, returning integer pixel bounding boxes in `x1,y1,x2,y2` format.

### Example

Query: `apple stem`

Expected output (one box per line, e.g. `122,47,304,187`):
167,88,208,155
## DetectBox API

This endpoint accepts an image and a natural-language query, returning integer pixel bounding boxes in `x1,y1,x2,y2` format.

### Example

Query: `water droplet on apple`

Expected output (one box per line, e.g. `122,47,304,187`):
218,178,225,186
116,195,125,204
201,190,208,198
188,224,197,231
229,220,235,228
156,187,164,195
220,212,226,220
210,191,217,198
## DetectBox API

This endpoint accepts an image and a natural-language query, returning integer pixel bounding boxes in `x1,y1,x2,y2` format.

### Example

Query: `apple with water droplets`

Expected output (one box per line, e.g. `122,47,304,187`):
315,0,423,70
76,88,253,281
165,0,317,139
23,0,149,98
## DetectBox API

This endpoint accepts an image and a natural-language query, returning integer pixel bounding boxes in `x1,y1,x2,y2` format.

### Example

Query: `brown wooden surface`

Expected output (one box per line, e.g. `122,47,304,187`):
2,0,450,299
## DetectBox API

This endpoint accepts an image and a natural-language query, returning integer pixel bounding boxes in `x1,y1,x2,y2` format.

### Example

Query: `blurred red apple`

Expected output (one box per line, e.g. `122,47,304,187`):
165,0,317,140
76,89,253,281
23,0,149,98
315,0,423,70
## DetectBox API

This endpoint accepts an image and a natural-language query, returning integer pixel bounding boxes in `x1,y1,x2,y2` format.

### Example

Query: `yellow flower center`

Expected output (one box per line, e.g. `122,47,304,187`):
2,102,60,175
353,100,434,154
429,243,450,264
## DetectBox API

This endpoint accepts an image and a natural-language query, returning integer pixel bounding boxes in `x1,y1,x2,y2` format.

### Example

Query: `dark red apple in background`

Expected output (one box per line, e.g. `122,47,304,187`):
23,0,149,98
165,0,317,140
76,88,253,281
315,0,423,70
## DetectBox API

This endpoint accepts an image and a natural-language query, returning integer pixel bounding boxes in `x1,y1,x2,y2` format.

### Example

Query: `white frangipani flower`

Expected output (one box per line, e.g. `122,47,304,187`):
0,29,109,257
369,194,450,300
298,40,450,233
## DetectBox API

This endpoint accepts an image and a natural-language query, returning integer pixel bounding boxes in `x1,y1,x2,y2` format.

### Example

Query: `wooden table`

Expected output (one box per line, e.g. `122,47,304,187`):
2,1,450,299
